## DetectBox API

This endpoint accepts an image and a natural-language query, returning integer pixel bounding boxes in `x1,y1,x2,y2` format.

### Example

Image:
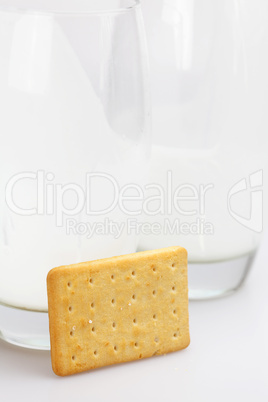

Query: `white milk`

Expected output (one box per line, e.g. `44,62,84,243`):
139,144,264,263
139,0,268,266
0,12,147,311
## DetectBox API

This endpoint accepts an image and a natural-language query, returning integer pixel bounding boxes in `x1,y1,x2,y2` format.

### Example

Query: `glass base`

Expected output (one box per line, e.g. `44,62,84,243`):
188,251,256,300
0,251,256,350
0,303,50,350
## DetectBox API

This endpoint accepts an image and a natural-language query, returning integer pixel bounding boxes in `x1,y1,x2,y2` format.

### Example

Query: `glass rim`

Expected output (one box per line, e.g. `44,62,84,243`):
0,0,140,16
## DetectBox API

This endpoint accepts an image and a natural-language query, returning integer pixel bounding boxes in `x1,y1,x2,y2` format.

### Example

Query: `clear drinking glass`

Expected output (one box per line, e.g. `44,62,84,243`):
140,0,268,298
0,0,150,349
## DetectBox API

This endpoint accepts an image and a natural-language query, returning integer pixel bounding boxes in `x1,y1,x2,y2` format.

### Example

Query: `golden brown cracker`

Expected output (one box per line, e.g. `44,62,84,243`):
47,247,190,376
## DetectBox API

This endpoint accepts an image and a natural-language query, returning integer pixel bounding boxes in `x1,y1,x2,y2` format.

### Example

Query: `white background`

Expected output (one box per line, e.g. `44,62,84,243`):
1,230,268,402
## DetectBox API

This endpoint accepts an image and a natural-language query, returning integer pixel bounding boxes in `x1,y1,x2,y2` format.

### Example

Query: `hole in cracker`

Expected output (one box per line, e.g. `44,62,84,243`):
139,354,142,359
133,318,137,324
111,275,114,280
131,271,135,276
111,298,115,304
94,350,97,356
153,314,157,320
173,309,177,315
154,337,159,343
67,282,71,287
114,345,117,351
112,322,116,328
172,286,176,292
134,342,138,347
89,278,93,284
72,355,76,361
69,306,72,312
172,263,175,268
152,266,156,272
91,327,95,332
91,302,94,308
70,331,73,336
132,294,136,300
152,290,156,296
173,332,178,338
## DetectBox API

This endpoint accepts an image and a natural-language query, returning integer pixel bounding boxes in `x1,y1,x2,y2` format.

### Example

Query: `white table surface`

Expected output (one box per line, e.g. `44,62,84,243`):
1,232,268,402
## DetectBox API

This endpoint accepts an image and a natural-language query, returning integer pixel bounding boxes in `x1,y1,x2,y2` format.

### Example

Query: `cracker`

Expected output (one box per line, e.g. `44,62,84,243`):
47,246,190,376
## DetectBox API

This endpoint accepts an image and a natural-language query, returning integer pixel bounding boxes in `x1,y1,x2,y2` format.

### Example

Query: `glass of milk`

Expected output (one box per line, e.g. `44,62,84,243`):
140,0,268,298
0,0,150,349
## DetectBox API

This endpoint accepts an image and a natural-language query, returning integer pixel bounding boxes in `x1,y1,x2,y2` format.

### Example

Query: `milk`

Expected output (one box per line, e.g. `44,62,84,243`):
139,144,264,262
139,0,268,265
0,11,147,311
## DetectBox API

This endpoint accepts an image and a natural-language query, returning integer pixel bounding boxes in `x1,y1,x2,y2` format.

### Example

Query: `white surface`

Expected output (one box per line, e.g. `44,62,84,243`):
1,231,268,402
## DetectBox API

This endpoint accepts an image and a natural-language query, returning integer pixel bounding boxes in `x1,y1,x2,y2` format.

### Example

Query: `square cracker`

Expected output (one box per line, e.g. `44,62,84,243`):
47,246,190,376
